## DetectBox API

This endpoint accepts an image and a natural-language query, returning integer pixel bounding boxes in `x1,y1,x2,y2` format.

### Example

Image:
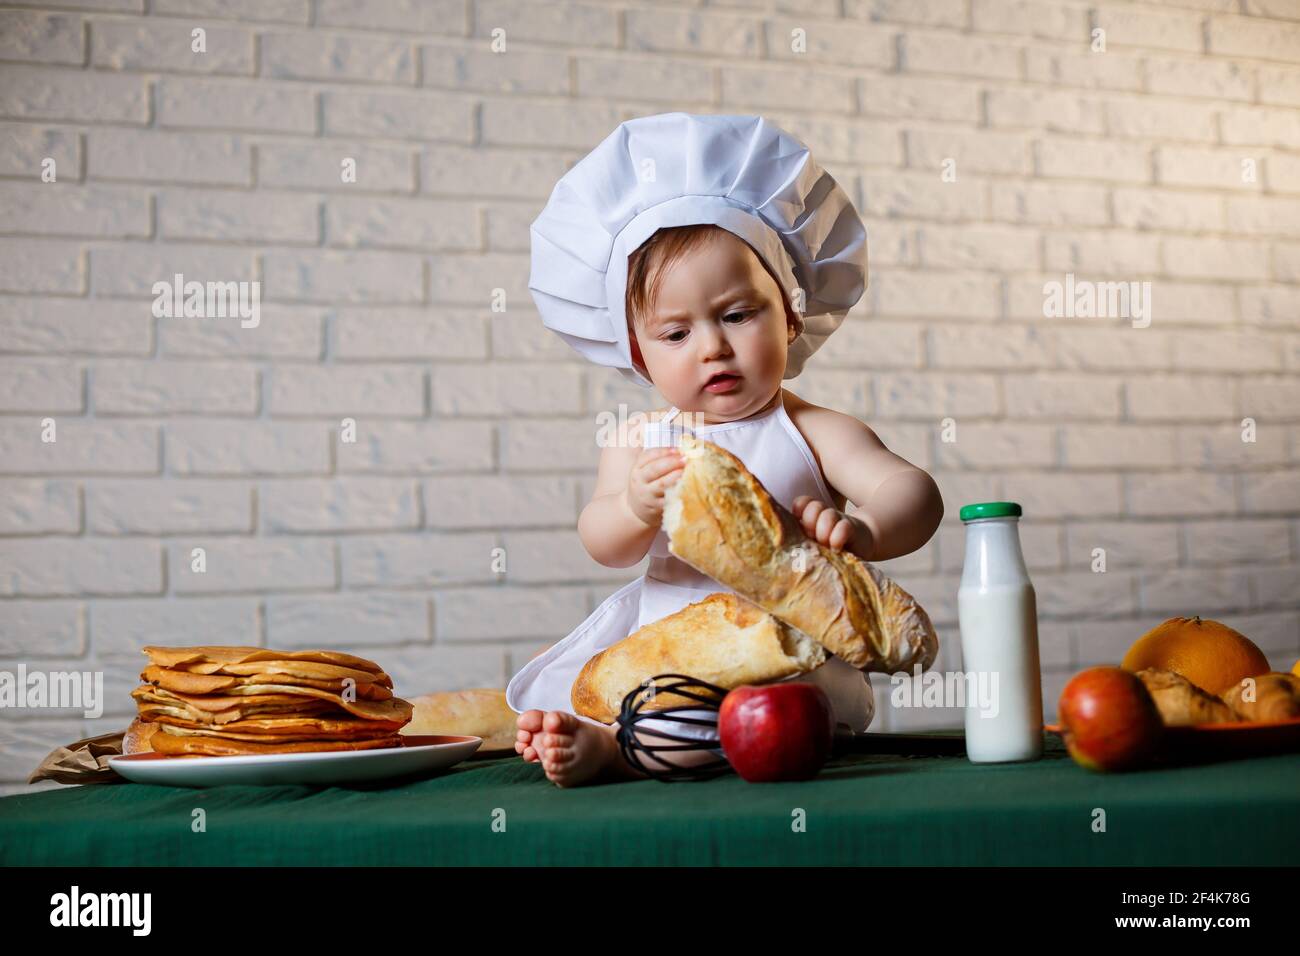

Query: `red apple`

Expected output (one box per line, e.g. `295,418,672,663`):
718,682,834,782
1058,666,1164,772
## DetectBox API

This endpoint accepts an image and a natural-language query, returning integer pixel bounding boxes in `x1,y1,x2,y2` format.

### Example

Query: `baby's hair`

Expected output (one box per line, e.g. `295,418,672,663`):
625,223,723,332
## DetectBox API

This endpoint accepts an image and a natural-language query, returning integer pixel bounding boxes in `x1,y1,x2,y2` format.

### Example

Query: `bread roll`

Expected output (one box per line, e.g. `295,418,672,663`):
1135,668,1238,726
1221,672,1300,723
662,433,938,673
402,688,518,750
571,591,826,724
123,717,159,755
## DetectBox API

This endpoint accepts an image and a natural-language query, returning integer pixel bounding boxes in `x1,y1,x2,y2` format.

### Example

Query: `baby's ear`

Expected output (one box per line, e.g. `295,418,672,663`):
780,292,804,341
628,327,650,378
787,313,804,343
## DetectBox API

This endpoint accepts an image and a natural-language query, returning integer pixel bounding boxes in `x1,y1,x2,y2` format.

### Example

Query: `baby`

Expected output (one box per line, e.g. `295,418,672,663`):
514,222,944,786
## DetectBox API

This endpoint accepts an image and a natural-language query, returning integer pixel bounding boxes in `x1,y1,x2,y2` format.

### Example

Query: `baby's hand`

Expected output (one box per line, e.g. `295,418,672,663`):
625,447,685,528
792,495,874,557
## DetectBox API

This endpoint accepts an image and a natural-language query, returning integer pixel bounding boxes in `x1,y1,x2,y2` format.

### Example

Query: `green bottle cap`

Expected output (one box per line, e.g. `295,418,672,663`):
959,501,1023,521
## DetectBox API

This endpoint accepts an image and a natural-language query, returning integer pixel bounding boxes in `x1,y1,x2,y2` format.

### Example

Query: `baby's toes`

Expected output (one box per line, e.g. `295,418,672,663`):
515,731,535,760
516,726,546,763
543,746,576,783
543,743,573,769
516,711,546,760
540,731,573,759
542,709,580,735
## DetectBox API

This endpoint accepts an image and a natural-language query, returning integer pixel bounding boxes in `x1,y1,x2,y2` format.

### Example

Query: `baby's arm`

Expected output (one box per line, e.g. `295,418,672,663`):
577,416,682,568
800,409,944,562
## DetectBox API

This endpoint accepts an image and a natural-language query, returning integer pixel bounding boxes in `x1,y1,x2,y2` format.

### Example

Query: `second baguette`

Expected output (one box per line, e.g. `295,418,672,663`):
663,433,938,673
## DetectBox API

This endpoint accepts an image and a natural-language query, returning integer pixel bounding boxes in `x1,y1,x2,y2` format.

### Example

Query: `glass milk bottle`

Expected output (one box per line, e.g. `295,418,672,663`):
957,502,1043,763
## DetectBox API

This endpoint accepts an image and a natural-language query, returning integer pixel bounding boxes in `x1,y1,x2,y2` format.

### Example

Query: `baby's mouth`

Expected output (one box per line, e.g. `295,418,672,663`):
703,372,741,392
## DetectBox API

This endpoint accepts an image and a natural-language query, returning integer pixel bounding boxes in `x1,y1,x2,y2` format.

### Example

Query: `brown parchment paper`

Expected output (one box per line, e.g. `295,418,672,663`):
28,729,130,785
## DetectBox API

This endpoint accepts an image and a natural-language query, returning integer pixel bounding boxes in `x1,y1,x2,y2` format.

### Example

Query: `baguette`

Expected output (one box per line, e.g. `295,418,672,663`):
662,433,938,673
571,591,826,724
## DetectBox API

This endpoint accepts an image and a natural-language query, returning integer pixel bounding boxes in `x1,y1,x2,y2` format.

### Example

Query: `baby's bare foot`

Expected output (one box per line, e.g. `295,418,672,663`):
537,710,633,788
515,709,546,764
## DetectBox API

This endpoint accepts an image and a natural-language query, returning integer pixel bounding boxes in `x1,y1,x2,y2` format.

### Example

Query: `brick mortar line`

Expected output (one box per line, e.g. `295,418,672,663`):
10,168,1300,207
26,2,1300,59
7,55,1300,108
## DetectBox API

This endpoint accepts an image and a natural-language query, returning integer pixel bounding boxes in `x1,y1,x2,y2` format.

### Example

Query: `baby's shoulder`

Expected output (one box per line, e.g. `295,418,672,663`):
782,390,838,433
783,389,868,433
782,390,882,459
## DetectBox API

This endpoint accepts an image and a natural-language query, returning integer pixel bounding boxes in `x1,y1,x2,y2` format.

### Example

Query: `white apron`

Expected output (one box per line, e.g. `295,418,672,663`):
505,390,876,741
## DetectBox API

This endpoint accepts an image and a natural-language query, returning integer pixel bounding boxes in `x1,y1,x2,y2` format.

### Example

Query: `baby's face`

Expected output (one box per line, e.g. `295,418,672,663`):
630,231,795,423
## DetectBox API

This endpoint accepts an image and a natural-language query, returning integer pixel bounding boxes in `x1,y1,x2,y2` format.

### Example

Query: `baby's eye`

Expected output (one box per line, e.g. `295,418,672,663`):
723,310,754,323
664,330,687,342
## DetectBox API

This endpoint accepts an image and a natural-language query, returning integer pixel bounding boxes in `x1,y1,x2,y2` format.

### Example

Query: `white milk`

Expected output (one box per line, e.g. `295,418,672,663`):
957,503,1044,763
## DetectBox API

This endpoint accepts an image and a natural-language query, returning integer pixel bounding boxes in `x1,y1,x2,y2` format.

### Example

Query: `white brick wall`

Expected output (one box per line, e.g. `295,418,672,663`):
2,0,1299,788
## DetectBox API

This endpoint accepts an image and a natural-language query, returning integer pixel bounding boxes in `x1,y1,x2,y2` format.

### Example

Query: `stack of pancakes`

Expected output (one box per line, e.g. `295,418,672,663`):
126,645,413,757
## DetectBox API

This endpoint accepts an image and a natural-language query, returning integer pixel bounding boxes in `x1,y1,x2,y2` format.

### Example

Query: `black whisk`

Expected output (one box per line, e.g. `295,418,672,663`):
615,673,733,782
613,672,969,781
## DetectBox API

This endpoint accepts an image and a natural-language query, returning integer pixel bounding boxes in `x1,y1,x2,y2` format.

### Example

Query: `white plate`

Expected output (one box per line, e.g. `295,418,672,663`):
107,735,482,788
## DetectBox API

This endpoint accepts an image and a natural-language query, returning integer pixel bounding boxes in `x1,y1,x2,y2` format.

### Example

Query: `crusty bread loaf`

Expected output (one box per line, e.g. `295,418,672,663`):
571,591,826,723
662,433,938,673
402,688,518,750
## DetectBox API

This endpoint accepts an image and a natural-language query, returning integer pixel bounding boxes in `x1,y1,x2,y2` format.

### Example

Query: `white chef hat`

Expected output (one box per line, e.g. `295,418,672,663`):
528,112,869,389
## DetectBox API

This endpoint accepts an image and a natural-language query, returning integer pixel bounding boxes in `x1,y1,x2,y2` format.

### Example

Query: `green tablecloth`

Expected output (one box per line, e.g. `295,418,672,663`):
2,733,1296,866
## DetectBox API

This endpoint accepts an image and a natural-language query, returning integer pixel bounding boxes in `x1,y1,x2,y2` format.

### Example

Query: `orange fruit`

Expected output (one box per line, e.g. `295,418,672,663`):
1122,616,1270,696
1292,659,1300,678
